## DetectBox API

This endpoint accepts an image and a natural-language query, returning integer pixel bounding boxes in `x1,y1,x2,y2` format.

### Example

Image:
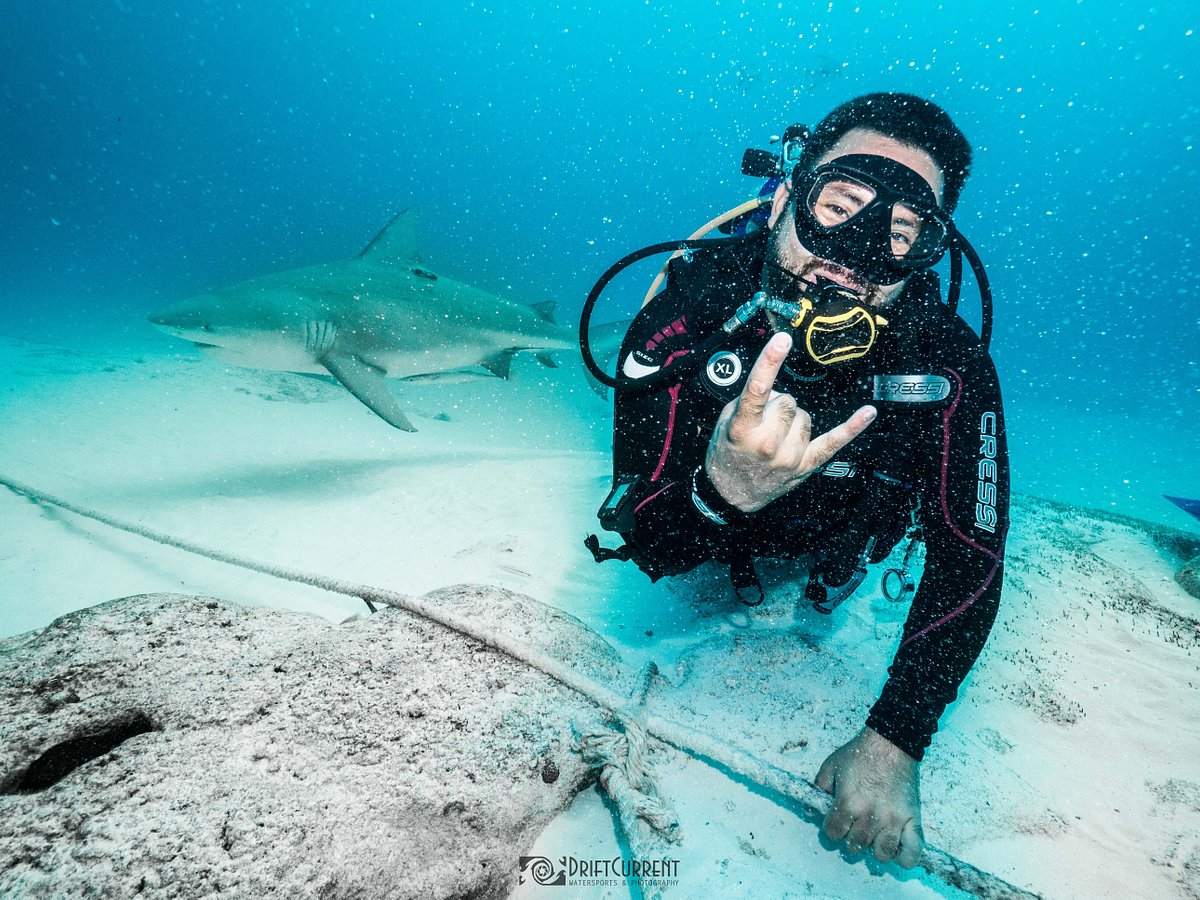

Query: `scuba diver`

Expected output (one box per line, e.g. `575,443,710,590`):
583,93,1010,869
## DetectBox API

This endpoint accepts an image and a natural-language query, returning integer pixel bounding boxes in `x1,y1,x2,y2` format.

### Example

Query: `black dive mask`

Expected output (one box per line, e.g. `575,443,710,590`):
792,154,952,285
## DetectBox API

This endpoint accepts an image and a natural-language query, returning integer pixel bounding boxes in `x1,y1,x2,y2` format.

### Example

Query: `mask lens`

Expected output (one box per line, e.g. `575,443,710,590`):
806,173,877,230
894,203,949,265
890,202,923,258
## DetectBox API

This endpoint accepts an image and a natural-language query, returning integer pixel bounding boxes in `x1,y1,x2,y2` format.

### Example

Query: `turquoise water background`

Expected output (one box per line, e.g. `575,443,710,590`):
2,0,1198,526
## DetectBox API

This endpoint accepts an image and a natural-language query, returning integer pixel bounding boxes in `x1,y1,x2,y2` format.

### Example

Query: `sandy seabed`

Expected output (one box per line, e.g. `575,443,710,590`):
1,330,1198,899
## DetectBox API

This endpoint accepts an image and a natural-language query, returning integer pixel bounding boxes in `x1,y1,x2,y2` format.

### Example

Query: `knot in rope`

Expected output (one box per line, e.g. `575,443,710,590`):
580,718,680,841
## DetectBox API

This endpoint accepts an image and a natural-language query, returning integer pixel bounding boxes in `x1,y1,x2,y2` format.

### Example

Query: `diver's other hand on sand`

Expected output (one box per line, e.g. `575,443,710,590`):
815,726,924,869
704,332,876,513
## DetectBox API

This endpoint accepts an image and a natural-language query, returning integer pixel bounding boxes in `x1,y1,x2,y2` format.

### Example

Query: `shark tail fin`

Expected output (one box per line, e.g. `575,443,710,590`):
583,370,609,400
581,318,633,399
358,208,423,266
321,352,417,432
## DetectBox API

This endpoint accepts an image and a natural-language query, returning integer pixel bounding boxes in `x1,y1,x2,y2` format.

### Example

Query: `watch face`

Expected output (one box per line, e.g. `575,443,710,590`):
701,349,746,401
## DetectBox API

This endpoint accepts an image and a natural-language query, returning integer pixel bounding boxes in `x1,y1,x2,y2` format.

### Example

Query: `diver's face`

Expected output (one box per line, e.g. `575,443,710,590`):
766,128,945,308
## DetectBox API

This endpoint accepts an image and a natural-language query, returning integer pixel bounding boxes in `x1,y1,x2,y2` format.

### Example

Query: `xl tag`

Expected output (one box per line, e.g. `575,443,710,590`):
701,350,747,401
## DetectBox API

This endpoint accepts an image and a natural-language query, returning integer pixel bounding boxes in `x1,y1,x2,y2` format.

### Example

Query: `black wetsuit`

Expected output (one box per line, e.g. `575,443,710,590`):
607,231,1010,761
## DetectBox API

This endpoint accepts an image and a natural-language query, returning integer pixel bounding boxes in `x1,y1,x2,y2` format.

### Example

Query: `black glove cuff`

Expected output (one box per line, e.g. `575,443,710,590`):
690,464,749,527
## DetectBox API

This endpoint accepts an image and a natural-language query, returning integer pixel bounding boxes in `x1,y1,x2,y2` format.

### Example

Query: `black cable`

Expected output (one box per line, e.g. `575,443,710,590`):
946,231,963,315
956,235,993,350
580,228,994,391
578,234,754,390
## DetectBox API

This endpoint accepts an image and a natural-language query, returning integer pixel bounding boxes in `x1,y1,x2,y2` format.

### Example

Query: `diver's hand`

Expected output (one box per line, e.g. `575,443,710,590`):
815,727,924,868
704,332,876,513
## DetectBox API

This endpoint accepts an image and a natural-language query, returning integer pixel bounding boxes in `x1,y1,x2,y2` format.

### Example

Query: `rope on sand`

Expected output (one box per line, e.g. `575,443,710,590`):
1,475,1041,900
579,717,679,900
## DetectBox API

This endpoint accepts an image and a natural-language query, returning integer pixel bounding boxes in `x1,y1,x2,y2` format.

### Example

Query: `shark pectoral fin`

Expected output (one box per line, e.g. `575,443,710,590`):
321,352,417,432
480,350,519,380
305,320,338,357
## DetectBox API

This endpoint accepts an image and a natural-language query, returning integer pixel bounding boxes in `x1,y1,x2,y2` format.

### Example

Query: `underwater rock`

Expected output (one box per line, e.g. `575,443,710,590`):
0,590,621,899
1178,556,1200,600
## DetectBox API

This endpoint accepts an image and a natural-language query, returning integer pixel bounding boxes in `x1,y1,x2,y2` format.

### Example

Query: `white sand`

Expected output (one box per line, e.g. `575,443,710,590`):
1,329,1198,898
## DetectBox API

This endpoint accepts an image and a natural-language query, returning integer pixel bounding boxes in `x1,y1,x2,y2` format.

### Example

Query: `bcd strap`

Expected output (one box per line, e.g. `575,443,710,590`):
804,469,916,613
585,533,633,563
730,553,764,606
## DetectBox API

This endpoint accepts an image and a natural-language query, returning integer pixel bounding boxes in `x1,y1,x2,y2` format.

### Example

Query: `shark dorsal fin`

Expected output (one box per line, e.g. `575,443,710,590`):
357,208,423,265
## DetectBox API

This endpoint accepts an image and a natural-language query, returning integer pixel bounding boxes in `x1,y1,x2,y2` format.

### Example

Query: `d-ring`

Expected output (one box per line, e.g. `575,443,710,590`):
881,568,915,603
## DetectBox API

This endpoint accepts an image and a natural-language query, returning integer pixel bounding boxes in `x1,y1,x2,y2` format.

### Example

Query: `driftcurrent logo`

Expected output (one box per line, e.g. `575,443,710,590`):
518,855,680,889
519,857,565,886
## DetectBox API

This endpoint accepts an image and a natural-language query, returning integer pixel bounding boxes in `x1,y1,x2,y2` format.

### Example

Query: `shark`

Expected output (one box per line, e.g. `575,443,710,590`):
149,209,606,431
1166,495,1200,525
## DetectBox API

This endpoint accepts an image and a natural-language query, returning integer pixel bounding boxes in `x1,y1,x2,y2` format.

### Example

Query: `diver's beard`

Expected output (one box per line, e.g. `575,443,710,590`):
761,258,809,304
764,216,885,304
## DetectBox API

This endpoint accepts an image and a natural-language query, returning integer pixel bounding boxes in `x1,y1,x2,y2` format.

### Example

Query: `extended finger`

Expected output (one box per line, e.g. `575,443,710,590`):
729,332,792,437
802,405,877,472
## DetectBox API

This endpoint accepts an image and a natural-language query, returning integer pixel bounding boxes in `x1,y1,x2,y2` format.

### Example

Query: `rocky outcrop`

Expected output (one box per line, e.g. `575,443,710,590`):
0,588,627,898
1178,555,1200,600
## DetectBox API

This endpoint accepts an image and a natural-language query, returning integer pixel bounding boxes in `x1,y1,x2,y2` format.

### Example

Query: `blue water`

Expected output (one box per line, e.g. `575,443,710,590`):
0,7,1195,900
1,0,1198,525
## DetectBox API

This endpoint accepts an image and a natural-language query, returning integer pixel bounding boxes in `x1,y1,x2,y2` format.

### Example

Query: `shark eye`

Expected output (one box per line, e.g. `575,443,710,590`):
202,324,213,332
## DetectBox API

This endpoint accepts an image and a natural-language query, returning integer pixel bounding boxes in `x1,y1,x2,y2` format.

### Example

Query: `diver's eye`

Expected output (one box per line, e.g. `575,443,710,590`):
890,205,924,256
809,176,873,227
